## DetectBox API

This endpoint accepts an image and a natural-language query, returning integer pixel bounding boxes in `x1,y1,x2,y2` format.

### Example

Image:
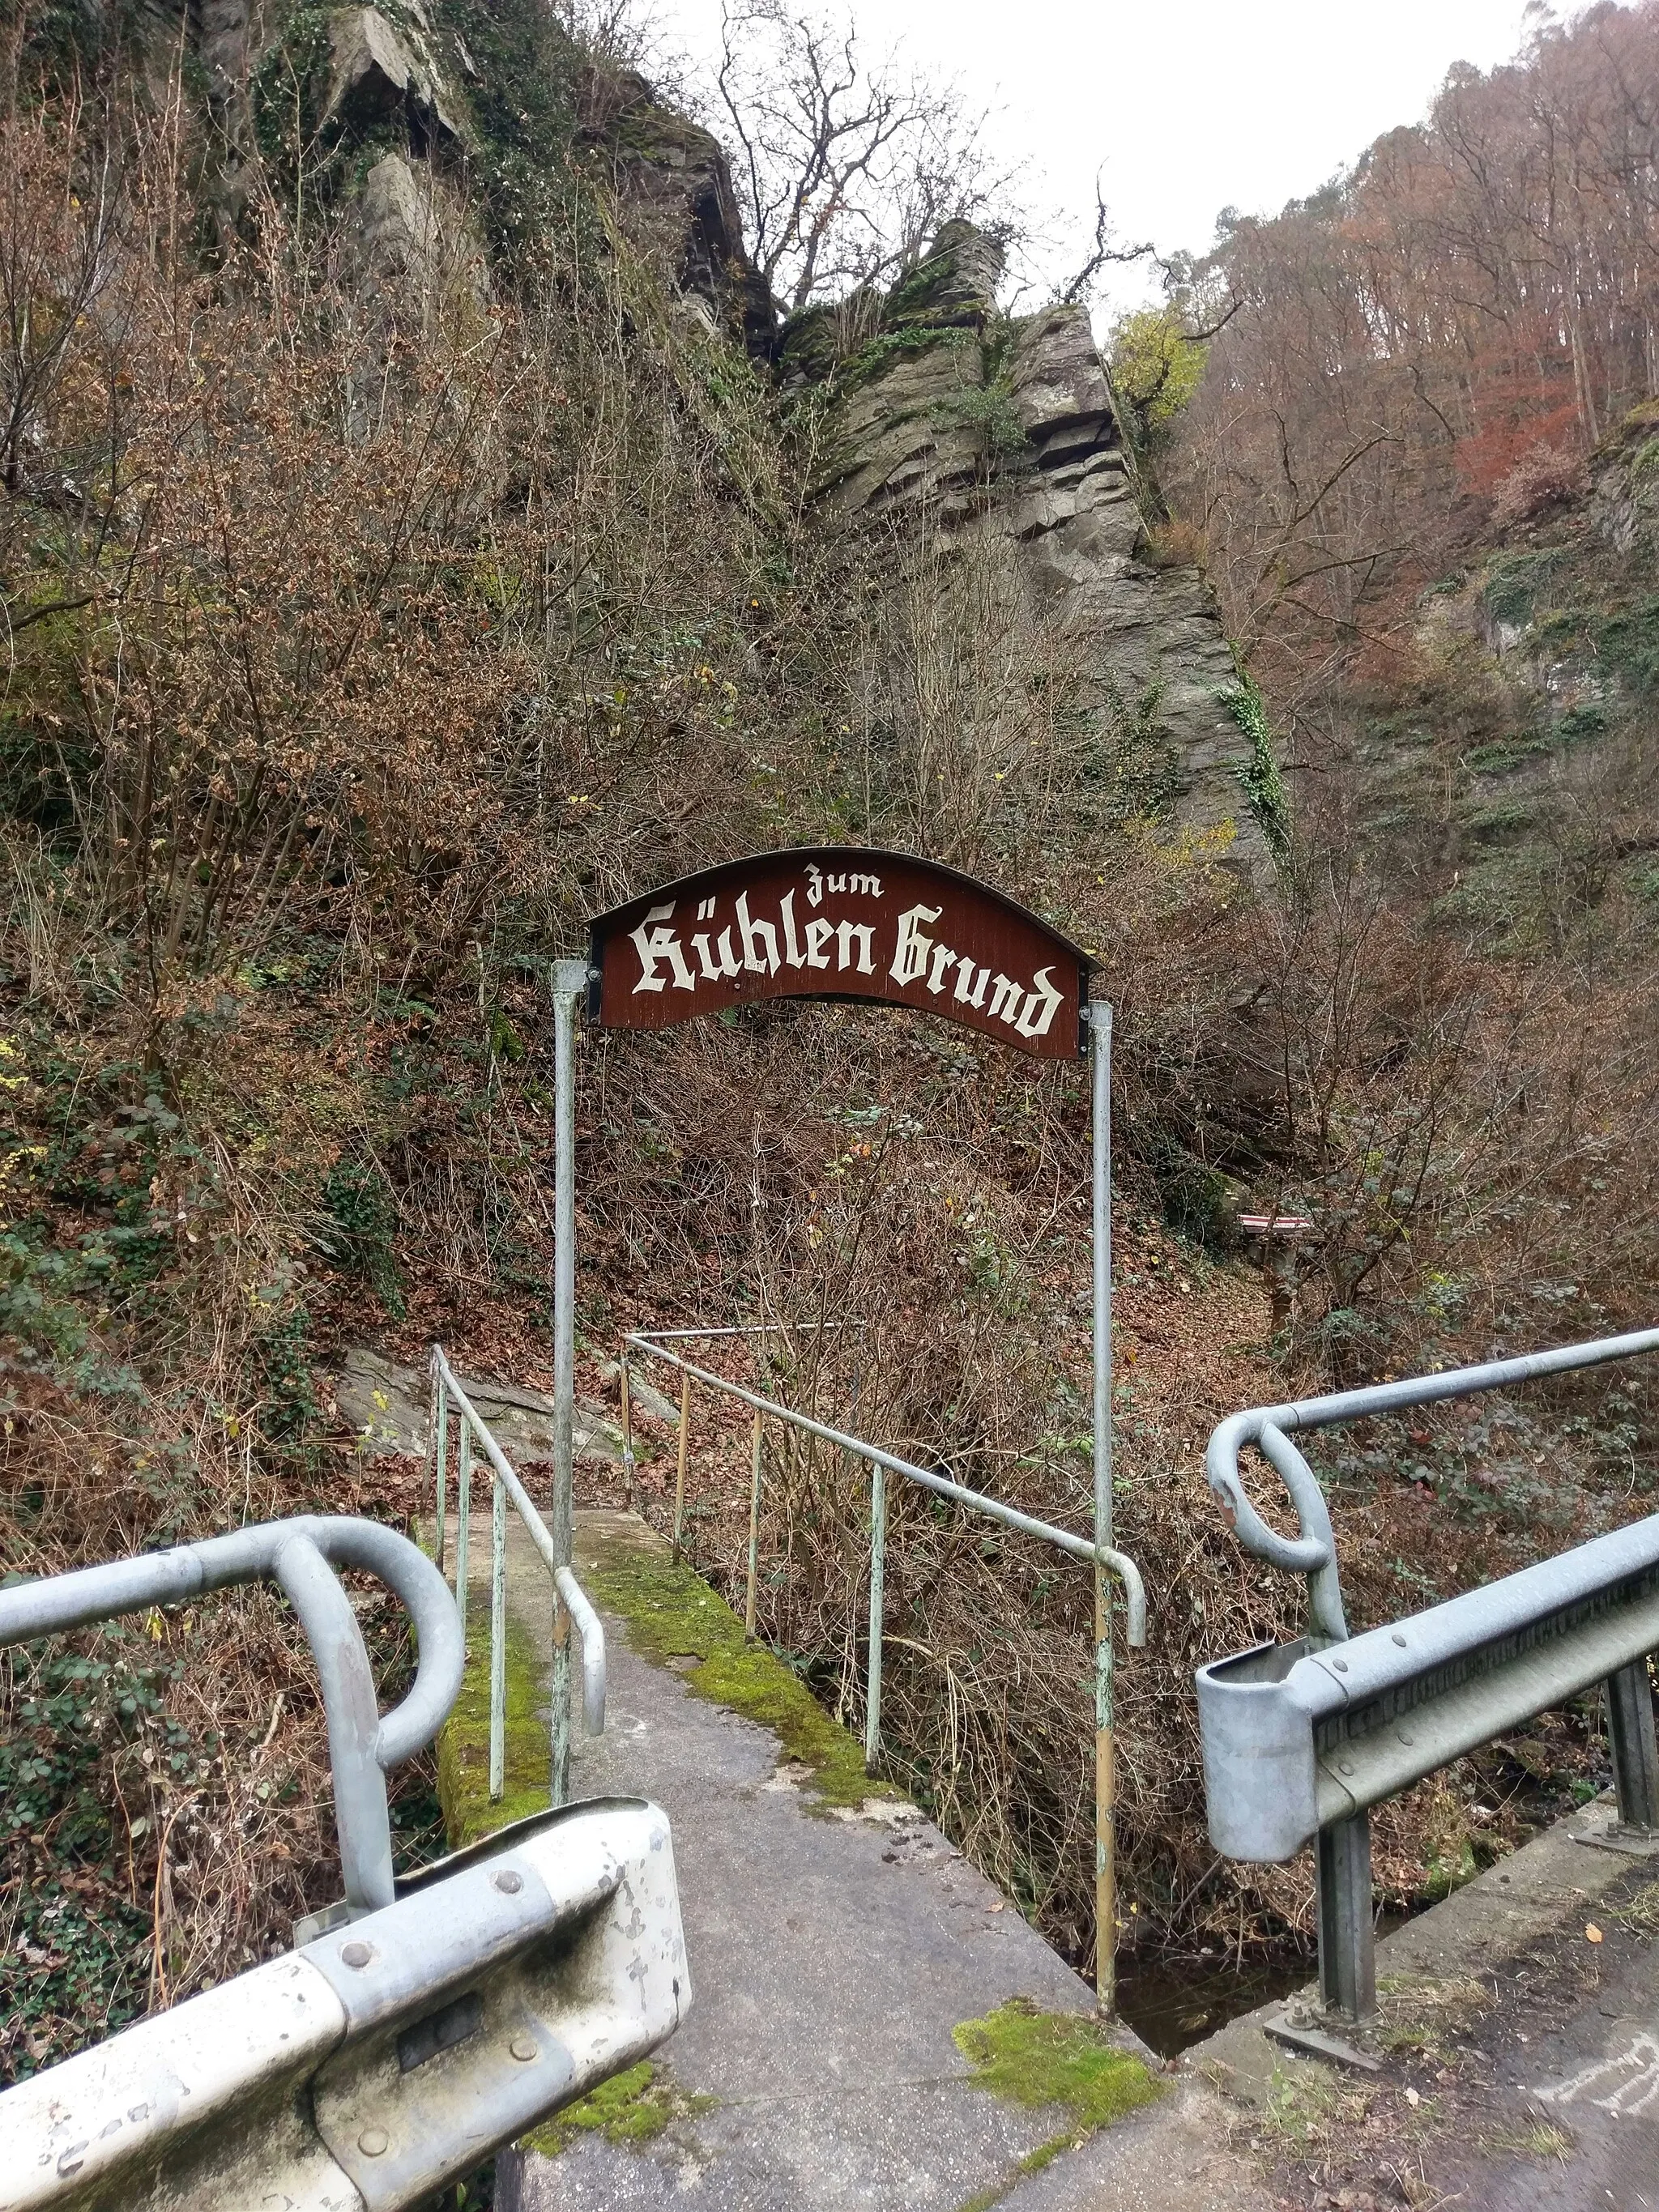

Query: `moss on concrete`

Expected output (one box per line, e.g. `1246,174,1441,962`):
436,1583,552,1848
518,2058,716,2156
580,1531,897,1813
953,1997,1163,2137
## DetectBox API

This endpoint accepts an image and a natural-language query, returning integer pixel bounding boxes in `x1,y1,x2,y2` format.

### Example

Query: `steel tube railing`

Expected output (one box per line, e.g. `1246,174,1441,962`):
429,1348,607,1802
625,1332,1147,1640
1201,1324,1659,2021
0,1515,462,1917
1207,1325,1659,1647
621,1319,1147,2012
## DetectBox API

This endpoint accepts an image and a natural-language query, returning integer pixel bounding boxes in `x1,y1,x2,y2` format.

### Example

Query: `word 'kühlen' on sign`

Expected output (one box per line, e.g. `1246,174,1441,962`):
627,883,1065,1042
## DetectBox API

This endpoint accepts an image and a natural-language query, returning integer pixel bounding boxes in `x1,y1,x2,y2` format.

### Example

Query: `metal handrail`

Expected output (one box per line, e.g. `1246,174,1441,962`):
0,1515,463,1917
1200,1323,1659,2021
429,1345,606,1808
1206,1324,1659,1646
625,1328,1147,1644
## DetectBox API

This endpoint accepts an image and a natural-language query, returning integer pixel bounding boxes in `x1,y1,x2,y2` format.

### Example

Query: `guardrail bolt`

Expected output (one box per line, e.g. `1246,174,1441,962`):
341,1941,373,1969
493,1870,523,1894
357,2128,390,2158
509,2035,539,2062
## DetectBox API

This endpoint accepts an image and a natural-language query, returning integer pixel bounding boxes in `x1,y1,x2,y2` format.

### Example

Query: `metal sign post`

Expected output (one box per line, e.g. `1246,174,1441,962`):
548,957,588,1805
575,848,1143,2011
1088,1000,1116,2014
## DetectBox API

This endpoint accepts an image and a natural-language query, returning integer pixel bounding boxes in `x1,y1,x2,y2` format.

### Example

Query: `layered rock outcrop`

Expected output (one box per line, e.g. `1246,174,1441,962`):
87,7,1261,852
781,227,1260,856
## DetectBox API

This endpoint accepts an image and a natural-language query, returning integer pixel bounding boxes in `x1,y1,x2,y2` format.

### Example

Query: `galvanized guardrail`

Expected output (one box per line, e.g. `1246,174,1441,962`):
1197,1325,1659,2019
0,1514,463,1923
428,1344,607,1808
620,1322,1147,2009
0,1796,688,2212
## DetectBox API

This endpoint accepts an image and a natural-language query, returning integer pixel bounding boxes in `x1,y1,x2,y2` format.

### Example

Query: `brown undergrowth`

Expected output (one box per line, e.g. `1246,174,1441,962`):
1,1,1654,2083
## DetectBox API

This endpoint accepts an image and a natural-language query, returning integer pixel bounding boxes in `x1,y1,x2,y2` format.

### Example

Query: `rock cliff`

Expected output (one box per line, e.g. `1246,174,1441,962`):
87,3,1262,857
778,226,1260,855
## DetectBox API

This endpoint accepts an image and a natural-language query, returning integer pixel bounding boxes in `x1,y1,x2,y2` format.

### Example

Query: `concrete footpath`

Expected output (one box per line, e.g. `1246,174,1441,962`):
470,1511,1272,2212
457,1510,1659,2212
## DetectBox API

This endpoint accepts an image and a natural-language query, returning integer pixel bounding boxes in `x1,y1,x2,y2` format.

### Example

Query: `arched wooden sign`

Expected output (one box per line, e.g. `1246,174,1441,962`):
587,847,1093,1059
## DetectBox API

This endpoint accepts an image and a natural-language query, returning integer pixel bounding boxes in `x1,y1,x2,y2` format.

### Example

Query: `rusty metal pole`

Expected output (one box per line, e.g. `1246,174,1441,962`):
1090,1000,1117,2015
548,957,586,1807
619,1356,636,1511
672,1370,691,1562
745,1409,763,1636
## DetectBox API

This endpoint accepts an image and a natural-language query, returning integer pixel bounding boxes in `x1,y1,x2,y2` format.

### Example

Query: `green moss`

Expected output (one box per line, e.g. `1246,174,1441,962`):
1595,594,1659,693
518,2059,716,2156
581,1537,894,1812
437,1584,552,1848
952,1997,1164,2135
833,323,971,398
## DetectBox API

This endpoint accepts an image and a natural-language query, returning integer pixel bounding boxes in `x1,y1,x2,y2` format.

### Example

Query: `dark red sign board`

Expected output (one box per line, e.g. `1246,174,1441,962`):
587,848,1093,1059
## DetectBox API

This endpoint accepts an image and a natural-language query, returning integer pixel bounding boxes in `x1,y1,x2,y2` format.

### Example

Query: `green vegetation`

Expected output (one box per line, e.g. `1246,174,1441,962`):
1108,308,1206,446
1223,678,1291,855
952,1996,1163,2146
1481,548,1563,629
520,2059,716,2156
0,1645,166,2079
582,1536,893,1812
437,1587,552,1848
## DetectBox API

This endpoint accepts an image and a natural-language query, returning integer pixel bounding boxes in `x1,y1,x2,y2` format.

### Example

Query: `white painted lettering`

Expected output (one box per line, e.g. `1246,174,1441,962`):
692,928,741,982
847,872,884,897
629,903,695,994
927,944,958,995
780,890,805,968
805,863,825,908
838,920,875,973
805,917,834,968
737,892,779,976
891,902,943,987
987,974,1023,1024
1015,965,1064,1039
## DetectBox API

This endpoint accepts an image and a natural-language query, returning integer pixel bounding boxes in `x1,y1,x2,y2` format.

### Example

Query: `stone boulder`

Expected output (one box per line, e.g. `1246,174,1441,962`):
582,70,775,353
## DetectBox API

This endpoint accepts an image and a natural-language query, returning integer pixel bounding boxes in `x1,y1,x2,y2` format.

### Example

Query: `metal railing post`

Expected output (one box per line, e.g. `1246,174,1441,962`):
433,1373,450,1577
490,1471,507,1801
548,957,586,1809
1607,1657,1659,1831
1317,1809,1376,2020
672,1369,691,1562
1089,999,1117,2016
620,1357,637,1511
745,1409,763,1638
865,1459,887,1776
455,1424,473,1644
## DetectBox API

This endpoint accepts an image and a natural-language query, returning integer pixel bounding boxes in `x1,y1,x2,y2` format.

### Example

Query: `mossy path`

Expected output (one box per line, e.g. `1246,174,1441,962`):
437,1509,1218,2210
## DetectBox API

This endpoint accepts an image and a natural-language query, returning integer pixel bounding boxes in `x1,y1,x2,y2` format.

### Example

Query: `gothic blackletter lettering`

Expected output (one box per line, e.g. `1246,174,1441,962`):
891,902,943,987
629,903,695,993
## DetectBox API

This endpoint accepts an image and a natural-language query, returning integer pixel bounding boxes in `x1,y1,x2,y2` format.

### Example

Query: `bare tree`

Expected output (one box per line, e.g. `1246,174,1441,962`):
709,0,1023,313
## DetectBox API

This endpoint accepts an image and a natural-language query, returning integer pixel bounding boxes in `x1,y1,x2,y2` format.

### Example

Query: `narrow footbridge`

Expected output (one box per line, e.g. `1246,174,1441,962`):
2,1322,1659,2212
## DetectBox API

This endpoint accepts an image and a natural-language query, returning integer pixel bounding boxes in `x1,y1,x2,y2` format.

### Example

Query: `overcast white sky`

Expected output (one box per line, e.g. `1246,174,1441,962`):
646,0,1566,309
